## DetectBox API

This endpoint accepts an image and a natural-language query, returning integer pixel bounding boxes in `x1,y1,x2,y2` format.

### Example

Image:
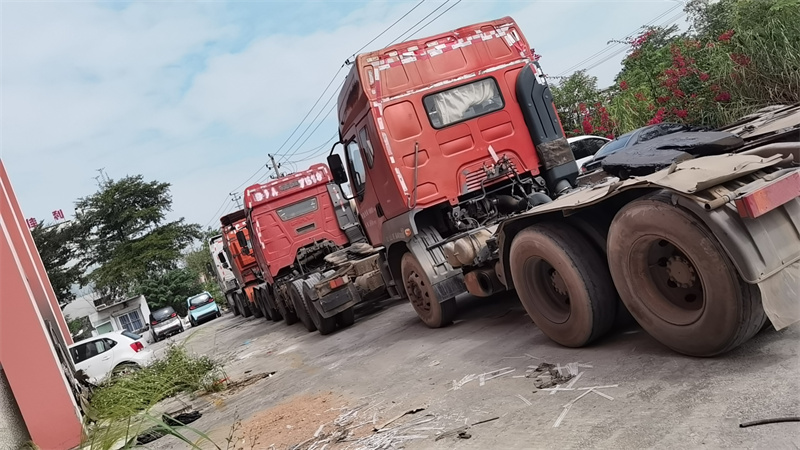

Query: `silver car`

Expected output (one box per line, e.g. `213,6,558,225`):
149,306,184,342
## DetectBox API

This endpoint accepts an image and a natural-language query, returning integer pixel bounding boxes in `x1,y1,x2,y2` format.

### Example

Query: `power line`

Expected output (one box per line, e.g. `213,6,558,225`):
388,0,452,46
404,0,463,40
348,0,427,60
556,2,682,77
277,93,341,166
579,11,686,74
203,196,233,230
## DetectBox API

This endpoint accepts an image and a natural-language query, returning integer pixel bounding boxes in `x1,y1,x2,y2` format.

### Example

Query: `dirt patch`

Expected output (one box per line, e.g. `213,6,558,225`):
231,392,348,449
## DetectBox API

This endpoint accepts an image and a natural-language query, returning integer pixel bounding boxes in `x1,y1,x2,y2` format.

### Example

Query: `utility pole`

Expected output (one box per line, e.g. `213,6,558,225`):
229,193,242,209
267,154,285,179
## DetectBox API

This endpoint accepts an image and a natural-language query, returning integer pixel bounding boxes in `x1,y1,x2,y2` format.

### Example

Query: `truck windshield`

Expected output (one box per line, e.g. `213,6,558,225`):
277,197,318,221
423,77,503,128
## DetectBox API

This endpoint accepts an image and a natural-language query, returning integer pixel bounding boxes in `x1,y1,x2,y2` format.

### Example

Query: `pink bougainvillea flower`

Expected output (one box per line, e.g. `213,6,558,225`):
718,29,735,42
698,72,710,82
635,92,646,101
647,108,666,125
673,109,688,119
714,92,731,102
730,53,751,66
620,80,629,90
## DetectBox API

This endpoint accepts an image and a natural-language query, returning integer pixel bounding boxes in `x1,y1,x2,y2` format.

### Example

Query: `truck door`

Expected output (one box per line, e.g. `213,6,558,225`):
345,119,383,245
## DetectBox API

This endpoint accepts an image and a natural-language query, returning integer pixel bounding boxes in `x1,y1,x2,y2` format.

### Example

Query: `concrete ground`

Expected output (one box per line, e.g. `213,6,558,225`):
147,294,800,449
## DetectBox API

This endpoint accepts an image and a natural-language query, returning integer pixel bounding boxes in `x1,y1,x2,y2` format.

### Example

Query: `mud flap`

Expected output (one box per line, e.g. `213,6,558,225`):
759,260,800,330
407,227,466,303
316,284,359,318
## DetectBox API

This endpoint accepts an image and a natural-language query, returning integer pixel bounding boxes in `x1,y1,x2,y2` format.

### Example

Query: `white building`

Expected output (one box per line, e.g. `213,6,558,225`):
62,292,152,337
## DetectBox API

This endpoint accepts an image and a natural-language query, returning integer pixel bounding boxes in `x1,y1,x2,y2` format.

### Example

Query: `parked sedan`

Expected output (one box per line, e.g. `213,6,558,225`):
149,306,184,342
187,292,222,327
567,135,611,170
581,123,689,172
69,331,153,384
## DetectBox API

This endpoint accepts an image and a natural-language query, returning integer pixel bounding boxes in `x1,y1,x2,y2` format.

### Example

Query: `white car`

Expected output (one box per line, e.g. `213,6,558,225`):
69,331,154,384
567,135,611,172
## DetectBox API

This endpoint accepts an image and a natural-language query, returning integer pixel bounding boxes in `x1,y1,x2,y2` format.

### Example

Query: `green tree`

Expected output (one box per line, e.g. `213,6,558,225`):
136,268,203,316
30,221,83,303
74,175,201,298
184,228,224,305
550,71,602,136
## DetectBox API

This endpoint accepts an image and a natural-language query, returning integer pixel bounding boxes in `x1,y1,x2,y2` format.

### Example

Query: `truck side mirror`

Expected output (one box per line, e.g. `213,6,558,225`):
217,252,229,268
235,230,250,255
328,153,348,185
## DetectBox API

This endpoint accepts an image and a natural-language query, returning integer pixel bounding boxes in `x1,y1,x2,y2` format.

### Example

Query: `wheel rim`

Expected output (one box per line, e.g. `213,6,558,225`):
521,258,570,324
632,237,705,325
405,269,433,316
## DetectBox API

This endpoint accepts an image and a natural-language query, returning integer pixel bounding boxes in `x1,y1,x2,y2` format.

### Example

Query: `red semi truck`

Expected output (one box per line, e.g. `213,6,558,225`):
320,17,799,356
241,164,396,334
219,210,263,319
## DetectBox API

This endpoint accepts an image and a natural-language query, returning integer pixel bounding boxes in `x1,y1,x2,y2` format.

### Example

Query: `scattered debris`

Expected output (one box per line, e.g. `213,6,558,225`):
134,411,203,445
516,394,532,406
429,360,440,367
435,417,499,441
374,407,426,432
527,363,574,389
740,417,800,428
553,403,572,428
450,374,477,391
458,431,472,439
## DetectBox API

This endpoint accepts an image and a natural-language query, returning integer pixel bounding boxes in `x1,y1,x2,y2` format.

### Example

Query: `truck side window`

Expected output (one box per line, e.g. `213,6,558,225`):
347,140,367,199
358,126,375,168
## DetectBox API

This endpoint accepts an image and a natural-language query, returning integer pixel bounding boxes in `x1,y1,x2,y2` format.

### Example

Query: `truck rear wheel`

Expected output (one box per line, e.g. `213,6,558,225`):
251,294,264,319
303,276,337,335
264,288,281,322
607,192,766,357
255,290,271,321
337,308,356,328
401,253,456,328
509,223,616,347
289,280,317,332
238,293,253,318
275,288,297,326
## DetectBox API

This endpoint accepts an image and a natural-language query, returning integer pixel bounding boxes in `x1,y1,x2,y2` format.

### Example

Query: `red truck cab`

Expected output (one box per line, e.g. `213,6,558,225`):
328,17,575,327
220,210,261,317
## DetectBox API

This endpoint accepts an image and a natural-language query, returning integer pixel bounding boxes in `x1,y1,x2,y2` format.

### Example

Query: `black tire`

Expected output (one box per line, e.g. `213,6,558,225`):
275,286,297,325
255,290,271,321
228,294,240,316
250,293,264,319
303,275,337,335
607,192,766,357
238,293,253,318
290,280,317,332
152,333,160,343
216,311,222,318
190,318,196,327
336,307,356,328
264,290,281,322
509,223,616,347
112,363,140,377
400,252,457,328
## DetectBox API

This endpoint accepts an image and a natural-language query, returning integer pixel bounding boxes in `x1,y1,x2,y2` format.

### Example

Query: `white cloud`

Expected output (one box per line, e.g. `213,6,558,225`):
2,0,685,230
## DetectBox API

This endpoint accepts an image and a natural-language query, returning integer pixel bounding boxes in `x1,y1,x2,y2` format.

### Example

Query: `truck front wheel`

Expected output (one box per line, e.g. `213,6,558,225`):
608,192,766,357
401,253,456,328
509,223,616,347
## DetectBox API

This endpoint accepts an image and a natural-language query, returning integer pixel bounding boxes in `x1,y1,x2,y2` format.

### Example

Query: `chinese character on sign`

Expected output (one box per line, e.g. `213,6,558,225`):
26,218,38,229
52,209,65,221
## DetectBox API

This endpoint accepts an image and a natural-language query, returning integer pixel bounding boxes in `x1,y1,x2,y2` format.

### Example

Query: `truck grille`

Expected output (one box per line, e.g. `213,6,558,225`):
462,160,518,193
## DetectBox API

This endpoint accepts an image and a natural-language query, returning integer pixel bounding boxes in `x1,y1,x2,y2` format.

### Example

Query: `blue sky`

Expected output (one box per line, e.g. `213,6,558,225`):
1,0,688,232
